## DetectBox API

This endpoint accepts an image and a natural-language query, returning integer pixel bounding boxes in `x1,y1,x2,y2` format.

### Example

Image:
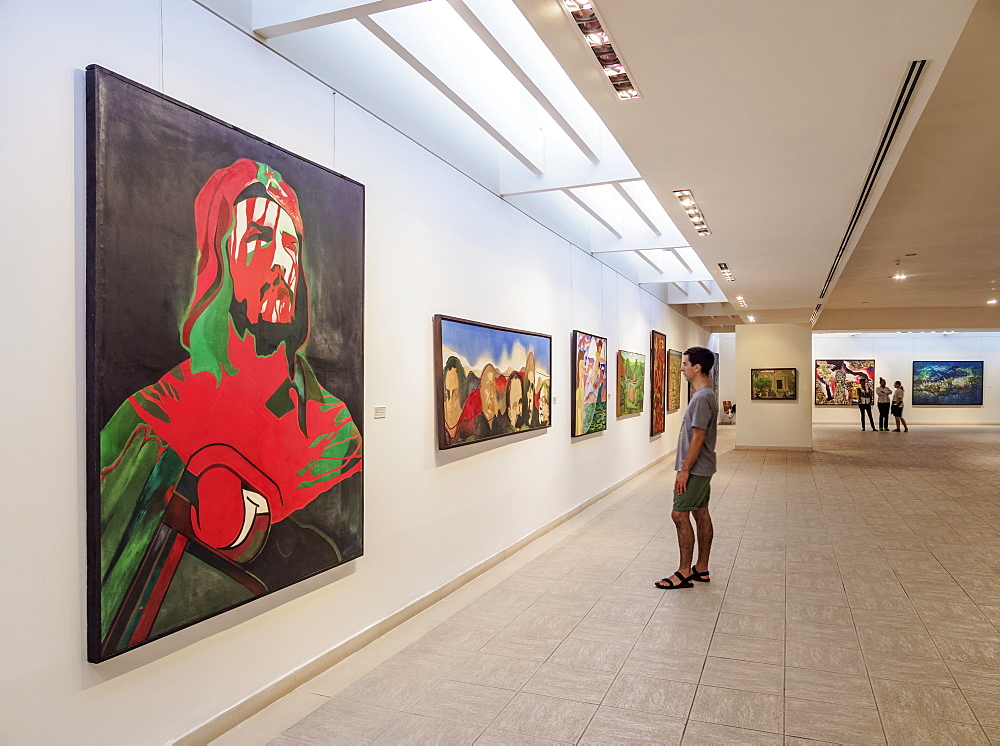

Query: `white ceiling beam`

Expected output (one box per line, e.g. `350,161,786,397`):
501,177,641,197
697,280,713,294
445,0,598,163
612,182,660,236
671,282,689,296
591,244,688,255
563,189,622,238
667,249,693,272
634,250,663,274
358,16,543,175
255,0,429,39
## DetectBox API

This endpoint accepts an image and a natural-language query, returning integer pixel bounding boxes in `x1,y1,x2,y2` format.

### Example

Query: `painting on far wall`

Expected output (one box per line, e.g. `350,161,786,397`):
617,350,646,416
573,330,608,436
435,315,552,449
667,349,683,412
751,368,798,400
86,67,365,662
650,331,666,435
814,359,876,406
912,361,984,405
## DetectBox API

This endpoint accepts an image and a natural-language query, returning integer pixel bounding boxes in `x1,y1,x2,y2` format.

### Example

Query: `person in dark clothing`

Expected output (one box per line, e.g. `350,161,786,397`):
875,377,892,431
857,376,876,431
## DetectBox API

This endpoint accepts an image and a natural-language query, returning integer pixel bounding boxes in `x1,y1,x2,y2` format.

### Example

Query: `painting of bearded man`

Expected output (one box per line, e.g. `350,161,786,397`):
87,68,364,662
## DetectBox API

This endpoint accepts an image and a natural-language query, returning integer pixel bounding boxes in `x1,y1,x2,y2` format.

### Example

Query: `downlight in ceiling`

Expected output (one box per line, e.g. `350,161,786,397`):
562,1,639,100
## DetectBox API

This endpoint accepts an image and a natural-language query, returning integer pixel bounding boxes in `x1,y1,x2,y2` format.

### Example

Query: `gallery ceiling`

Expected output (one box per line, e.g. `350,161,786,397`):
201,0,997,332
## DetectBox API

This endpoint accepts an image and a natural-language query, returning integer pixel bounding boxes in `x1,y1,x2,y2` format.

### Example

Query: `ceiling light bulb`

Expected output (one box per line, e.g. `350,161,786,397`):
680,198,694,207
586,32,609,45
989,299,998,304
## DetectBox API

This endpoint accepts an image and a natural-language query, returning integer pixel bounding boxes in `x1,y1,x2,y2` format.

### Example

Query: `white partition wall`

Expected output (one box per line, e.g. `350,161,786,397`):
812,333,1000,425
0,1,706,742
735,324,814,449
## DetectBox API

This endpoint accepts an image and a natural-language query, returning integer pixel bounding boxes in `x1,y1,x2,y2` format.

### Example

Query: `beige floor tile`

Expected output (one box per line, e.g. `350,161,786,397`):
416,621,498,653
856,625,940,659
621,647,706,684
545,579,609,602
699,656,783,695
920,615,1000,640
502,610,580,638
784,697,884,744
474,728,562,744
721,596,785,618
785,620,859,649
521,662,616,704
949,660,1000,694
209,727,275,746
709,633,784,665
280,698,402,744
784,667,875,709
880,712,987,745
635,623,713,654
716,612,785,640
681,720,782,744
785,642,866,675
371,713,485,745
784,586,849,608
934,635,1000,664
863,652,956,687
580,706,685,744
527,592,597,618
689,685,783,734
547,637,632,672
496,574,559,595
569,615,646,644
491,692,598,743
786,602,852,627
381,643,473,678
964,689,1000,729
447,652,541,690
407,680,514,726
337,666,440,710
478,631,563,661
603,673,697,718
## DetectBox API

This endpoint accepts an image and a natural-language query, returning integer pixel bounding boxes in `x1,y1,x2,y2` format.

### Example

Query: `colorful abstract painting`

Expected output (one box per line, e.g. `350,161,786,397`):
650,331,666,435
572,331,608,436
86,67,364,662
814,359,875,405
667,349,682,412
751,368,798,400
435,316,552,448
912,361,984,405
617,350,646,416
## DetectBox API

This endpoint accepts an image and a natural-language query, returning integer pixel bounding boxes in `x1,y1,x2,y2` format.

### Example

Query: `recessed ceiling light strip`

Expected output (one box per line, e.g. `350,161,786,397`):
561,1,639,100
819,60,926,299
718,262,735,281
674,190,710,235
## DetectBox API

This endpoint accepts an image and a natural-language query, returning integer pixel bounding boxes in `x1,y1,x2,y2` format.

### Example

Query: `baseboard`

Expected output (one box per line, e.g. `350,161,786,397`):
734,445,814,451
172,450,672,745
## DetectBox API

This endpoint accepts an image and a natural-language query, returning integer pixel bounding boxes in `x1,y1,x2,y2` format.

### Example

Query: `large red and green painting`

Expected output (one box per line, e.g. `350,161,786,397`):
86,67,364,662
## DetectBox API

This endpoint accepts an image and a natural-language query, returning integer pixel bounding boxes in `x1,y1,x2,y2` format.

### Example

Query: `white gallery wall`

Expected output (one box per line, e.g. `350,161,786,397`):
812,333,1000,425
0,1,706,743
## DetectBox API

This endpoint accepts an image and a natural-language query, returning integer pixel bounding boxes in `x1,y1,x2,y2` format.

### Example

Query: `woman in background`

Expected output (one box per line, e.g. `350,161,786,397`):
876,377,892,431
892,381,909,432
857,376,876,431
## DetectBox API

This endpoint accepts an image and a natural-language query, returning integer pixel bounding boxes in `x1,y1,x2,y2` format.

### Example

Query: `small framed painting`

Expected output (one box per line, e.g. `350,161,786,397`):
751,368,798,400
617,350,646,416
572,330,608,436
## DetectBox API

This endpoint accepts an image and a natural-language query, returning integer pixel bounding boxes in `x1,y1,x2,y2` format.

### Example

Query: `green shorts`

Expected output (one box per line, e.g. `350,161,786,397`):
673,474,712,511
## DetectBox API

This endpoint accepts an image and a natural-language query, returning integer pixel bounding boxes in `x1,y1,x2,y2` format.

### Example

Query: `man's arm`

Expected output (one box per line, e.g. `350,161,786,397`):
675,426,707,494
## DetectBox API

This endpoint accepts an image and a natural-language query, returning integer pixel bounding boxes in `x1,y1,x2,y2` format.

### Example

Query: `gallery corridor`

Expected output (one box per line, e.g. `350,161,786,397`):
212,425,1000,745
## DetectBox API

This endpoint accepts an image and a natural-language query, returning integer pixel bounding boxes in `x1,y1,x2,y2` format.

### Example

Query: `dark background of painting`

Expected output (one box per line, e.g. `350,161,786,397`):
89,67,364,430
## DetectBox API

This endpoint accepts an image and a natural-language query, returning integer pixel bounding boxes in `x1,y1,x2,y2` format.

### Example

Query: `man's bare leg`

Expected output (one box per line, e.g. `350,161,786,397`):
672,510,696,576
692,506,713,576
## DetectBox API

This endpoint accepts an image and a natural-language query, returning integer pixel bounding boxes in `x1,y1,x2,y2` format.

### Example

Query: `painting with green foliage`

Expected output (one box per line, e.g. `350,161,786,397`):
751,368,797,400
617,350,646,416
912,361,983,405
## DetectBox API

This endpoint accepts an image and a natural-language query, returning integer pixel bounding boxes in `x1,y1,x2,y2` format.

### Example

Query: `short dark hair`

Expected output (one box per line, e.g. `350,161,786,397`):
684,346,714,375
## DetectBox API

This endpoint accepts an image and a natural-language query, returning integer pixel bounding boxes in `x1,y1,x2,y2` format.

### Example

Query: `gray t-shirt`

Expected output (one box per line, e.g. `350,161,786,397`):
675,386,718,476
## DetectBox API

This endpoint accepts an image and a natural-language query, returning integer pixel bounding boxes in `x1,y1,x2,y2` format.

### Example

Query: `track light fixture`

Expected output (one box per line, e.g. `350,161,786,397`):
673,190,710,235
562,1,639,100
718,263,735,281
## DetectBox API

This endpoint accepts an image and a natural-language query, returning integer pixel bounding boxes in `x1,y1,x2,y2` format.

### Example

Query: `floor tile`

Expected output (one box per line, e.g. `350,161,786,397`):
680,720,782,745
603,673,697,718
688,685,783,734
337,667,440,710
473,729,561,745
408,680,515,726
716,612,784,640
699,656,783,695
880,712,987,745
863,652,956,687
785,641,866,675
784,697,884,744
621,646,706,684
280,698,402,744
447,653,541,690
521,662,616,704
417,622,498,653
548,637,631,672
708,633,784,665
371,713,485,745
580,706,685,744
491,692,598,743
785,620,859,649
785,666,875,709
635,623,713,655
478,631,563,661
949,660,1000,694
569,616,646,644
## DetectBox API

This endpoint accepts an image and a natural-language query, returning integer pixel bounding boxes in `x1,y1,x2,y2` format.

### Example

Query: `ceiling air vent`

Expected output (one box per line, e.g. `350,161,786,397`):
819,60,926,299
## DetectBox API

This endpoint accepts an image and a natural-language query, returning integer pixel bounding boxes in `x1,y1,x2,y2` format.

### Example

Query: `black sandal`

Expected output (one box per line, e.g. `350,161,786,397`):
689,566,711,583
654,571,693,590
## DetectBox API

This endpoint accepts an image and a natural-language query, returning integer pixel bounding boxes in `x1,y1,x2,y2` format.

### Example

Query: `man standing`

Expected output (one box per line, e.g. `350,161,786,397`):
655,346,718,589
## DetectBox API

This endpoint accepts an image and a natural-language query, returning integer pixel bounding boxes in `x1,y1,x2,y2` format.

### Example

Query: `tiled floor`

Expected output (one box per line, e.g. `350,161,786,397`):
213,425,1000,745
